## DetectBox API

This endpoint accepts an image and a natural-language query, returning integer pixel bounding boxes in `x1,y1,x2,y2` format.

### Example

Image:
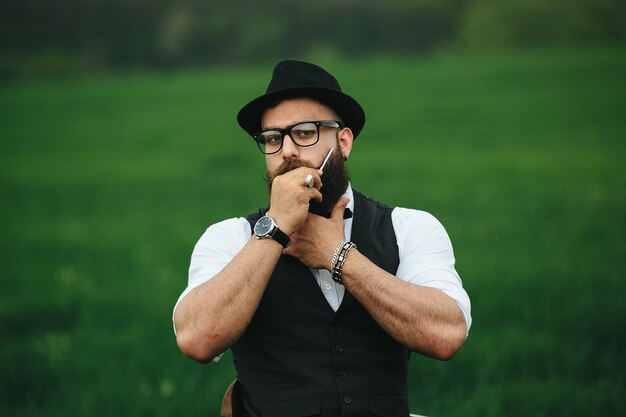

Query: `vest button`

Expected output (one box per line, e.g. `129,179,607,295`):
343,396,352,404
331,319,340,327
336,371,346,379
335,344,344,352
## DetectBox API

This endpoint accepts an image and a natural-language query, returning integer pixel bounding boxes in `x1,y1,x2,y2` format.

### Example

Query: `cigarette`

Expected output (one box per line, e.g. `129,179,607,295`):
319,147,334,171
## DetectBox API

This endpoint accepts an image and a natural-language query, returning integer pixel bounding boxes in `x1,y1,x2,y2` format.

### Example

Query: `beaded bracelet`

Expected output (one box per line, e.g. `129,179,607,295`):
331,241,357,285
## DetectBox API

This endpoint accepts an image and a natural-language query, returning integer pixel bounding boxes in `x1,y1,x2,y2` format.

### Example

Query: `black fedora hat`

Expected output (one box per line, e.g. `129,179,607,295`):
237,60,366,139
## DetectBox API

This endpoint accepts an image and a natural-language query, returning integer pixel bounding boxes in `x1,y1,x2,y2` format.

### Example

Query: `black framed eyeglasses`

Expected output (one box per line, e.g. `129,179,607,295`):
253,120,344,155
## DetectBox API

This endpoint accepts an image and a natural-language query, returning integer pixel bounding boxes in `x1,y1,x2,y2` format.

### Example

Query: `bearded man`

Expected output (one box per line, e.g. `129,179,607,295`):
173,60,471,417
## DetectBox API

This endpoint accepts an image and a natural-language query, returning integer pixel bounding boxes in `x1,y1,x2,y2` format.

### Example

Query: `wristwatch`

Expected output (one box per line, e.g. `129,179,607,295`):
253,215,291,248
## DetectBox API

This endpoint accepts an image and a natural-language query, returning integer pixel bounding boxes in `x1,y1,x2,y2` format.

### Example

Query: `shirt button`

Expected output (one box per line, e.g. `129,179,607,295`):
324,282,332,290
335,344,344,352
343,396,352,404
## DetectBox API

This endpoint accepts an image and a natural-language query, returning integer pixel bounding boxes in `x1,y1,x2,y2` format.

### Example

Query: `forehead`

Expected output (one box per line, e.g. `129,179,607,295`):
261,98,337,129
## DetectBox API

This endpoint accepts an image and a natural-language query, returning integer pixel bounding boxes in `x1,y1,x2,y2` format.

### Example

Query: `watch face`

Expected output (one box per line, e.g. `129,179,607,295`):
254,216,274,237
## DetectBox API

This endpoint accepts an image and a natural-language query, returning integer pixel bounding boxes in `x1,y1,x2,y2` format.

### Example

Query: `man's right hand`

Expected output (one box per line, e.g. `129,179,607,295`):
267,167,323,235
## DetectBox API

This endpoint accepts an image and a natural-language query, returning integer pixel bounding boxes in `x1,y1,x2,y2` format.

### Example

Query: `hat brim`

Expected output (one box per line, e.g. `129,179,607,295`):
237,87,365,139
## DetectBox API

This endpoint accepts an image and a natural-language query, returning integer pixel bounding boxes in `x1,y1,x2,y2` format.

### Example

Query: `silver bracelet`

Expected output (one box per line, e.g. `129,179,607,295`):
331,240,347,272
331,241,357,285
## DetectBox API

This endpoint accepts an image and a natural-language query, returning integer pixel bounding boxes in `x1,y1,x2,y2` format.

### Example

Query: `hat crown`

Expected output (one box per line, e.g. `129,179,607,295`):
237,59,365,139
267,60,342,94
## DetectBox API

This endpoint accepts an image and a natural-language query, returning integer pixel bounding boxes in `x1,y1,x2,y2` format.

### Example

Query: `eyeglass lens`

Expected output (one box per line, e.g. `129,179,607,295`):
257,122,319,154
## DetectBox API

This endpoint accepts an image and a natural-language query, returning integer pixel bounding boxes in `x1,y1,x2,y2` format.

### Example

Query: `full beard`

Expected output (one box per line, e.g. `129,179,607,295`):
265,147,350,217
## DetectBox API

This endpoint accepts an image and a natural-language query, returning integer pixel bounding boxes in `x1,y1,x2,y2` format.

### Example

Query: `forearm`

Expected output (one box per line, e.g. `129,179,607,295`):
341,250,467,360
174,237,282,362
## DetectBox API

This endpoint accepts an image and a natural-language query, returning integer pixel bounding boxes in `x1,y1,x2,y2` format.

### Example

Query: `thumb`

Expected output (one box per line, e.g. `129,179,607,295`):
331,196,350,221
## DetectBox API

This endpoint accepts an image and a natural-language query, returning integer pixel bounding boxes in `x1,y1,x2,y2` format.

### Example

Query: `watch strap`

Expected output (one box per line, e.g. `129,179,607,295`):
269,226,291,248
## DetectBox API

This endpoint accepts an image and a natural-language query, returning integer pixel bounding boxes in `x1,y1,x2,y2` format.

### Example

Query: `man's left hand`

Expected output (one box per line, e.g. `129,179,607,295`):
283,196,350,270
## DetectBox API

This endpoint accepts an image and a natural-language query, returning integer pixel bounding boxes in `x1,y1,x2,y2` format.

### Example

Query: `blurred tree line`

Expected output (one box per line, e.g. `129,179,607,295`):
1,0,624,76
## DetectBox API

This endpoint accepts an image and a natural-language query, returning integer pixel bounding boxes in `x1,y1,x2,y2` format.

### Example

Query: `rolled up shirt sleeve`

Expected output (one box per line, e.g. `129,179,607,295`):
392,207,472,335
172,217,251,335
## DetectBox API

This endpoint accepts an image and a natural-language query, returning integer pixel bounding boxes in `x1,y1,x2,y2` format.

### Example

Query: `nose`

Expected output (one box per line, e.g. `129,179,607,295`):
280,133,300,159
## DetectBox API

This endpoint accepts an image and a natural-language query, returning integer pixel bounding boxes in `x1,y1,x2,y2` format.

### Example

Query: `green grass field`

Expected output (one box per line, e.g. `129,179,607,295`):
1,47,625,416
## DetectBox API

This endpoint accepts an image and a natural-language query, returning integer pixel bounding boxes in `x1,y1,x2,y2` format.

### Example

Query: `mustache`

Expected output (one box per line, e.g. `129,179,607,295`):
272,158,315,179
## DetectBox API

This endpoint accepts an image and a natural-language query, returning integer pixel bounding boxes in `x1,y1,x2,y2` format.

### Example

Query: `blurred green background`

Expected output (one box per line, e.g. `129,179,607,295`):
1,1,625,416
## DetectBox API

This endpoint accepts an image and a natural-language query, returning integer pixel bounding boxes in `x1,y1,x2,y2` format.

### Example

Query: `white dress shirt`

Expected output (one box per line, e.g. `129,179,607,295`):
174,185,472,344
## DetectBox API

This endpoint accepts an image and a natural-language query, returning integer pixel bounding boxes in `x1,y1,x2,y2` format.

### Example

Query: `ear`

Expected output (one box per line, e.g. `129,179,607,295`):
337,127,354,159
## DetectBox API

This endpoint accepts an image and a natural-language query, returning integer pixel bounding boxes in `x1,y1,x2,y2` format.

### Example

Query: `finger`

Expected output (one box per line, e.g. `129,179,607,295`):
305,169,323,190
313,171,323,189
301,169,323,190
331,196,350,220
286,167,320,189
308,187,323,203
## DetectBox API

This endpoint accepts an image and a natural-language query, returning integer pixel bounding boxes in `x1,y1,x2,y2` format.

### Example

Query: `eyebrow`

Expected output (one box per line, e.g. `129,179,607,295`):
261,120,310,131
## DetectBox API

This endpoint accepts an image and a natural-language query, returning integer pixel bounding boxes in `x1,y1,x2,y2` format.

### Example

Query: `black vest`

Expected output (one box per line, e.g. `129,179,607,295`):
234,190,411,417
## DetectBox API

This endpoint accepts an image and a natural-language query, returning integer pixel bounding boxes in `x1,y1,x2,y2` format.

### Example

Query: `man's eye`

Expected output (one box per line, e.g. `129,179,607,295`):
263,134,282,144
293,129,316,139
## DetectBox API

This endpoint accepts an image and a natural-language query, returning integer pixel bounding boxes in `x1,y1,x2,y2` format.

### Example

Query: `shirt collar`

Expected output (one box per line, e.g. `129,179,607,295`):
345,183,355,218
